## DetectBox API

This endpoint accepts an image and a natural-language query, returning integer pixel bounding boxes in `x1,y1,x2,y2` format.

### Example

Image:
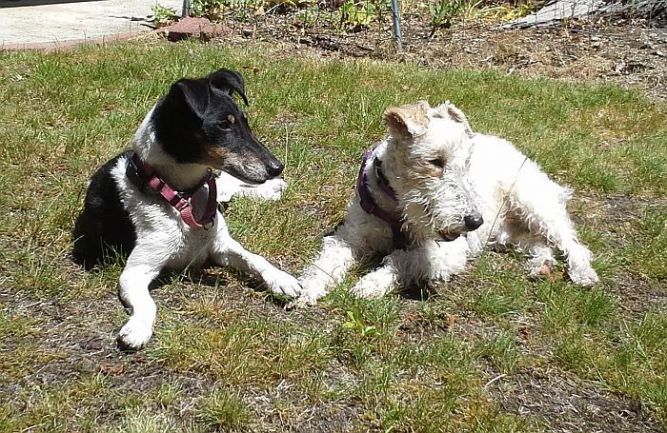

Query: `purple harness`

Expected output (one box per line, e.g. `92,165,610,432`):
356,148,407,249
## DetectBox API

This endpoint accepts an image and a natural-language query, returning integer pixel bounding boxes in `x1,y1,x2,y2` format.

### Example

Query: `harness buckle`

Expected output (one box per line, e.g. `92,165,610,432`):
172,196,190,211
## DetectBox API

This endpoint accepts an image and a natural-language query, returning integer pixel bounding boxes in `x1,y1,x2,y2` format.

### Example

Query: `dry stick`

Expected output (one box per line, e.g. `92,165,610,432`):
484,373,507,388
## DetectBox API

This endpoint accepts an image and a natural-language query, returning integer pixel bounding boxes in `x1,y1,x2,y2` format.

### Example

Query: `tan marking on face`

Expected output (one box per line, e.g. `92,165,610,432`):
227,114,236,124
401,163,437,190
406,158,446,179
205,145,263,174
424,166,444,178
205,146,232,168
423,160,445,178
383,101,430,138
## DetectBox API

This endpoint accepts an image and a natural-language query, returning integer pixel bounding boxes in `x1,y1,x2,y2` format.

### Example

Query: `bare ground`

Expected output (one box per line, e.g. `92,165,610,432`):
491,368,662,433
203,13,667,100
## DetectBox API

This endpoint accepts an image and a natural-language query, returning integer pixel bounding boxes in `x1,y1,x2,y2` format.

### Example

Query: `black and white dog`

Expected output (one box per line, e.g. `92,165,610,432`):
72,68,301,350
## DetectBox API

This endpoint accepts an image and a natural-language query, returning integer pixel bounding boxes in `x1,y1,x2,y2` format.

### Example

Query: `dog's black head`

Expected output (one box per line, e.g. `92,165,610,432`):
152,68,283,183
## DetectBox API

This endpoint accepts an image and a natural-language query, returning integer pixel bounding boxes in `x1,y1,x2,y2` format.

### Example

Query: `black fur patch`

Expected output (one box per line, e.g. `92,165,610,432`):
72,151,136,268
151,68,283,182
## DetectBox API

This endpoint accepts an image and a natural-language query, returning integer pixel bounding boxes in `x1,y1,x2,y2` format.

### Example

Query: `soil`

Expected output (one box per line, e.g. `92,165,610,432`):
204,10,667,100
491,368,663,433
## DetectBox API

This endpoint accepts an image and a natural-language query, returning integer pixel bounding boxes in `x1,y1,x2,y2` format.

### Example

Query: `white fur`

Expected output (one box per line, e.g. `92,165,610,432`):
216,171,287,202
116,111,299,349
296,101,599,305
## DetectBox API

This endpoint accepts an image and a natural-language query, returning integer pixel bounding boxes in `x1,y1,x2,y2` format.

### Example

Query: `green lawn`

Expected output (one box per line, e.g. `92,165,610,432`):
0,40,666,433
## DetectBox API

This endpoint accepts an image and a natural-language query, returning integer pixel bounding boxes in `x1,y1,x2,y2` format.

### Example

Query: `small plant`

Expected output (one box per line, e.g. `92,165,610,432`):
429,0,465,34
343,309,378,337
264,0,304,7
339,0,387,30
152,4,179,27
428,0,483,36
189,0,310,22
428,0,463,28
191,0,230,21
197,389,250,431
478,0,537,22
295,5,322,28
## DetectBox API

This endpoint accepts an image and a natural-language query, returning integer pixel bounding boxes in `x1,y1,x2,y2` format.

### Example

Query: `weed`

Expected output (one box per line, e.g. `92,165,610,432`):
429,0,465,32
342,309,379,337
197,389,250,431
152,4,179,27
339,0,387,30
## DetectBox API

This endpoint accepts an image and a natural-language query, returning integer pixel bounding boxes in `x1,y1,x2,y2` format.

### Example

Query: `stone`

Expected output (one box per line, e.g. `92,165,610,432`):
160,17,226,42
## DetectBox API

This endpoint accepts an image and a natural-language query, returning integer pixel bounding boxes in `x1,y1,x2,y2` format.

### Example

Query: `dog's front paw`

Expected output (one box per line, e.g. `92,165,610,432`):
526,259,554,280
286,294,318,309
235,178,287,201
568,266,600,287
264,270,302,298
349,269,397,299
350,282,384,299
350,280,391,299
118,317,153,350
287,283,327,308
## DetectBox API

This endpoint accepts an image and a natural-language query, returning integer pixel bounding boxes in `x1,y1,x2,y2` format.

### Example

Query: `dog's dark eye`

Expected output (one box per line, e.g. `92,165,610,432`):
428,158,445,168
217,120,232,130
217,114,236,131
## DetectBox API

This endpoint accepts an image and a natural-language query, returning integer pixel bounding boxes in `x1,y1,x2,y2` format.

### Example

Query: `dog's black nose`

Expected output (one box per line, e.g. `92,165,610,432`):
464,214,484,231
266,160,284,178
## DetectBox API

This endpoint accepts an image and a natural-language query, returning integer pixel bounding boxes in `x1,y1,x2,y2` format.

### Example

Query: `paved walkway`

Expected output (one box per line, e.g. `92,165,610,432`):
0,0,183,49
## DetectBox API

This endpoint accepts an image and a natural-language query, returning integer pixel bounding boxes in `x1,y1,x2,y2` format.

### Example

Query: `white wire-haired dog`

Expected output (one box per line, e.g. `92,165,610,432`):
296,100,599,305
72,69,301,350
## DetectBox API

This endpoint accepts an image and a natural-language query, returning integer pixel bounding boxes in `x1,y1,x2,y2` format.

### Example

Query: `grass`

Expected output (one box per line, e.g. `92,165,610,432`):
0,39,666,432
197,388,250,431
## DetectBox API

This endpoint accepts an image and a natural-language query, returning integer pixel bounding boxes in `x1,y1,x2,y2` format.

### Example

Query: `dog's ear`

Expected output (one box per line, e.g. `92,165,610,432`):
166,79,210,121
208,68,249,106
383,101,430,138
434,101,473,136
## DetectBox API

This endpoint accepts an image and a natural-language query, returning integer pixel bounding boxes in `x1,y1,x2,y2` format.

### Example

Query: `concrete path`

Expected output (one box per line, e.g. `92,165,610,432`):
0,0,183,49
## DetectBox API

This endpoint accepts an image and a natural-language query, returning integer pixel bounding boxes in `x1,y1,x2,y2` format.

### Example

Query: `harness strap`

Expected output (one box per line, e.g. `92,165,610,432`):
357,149,407,249
374,158,397,201
126,152,217,230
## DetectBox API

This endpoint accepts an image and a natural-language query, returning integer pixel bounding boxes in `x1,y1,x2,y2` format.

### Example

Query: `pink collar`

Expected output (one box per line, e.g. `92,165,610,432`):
126,152,217,229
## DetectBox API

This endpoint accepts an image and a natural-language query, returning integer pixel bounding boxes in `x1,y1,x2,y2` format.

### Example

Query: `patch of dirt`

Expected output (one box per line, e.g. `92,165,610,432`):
489,368,663,432
206,12,667,99
593,195,667,316
0,280,350,431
